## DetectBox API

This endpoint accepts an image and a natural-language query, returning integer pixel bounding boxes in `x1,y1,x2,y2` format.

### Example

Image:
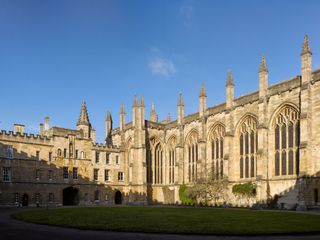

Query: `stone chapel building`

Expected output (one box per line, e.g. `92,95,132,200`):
0,36,319,209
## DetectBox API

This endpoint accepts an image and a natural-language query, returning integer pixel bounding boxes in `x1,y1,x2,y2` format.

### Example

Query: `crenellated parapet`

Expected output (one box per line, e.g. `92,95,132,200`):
0,129,52,144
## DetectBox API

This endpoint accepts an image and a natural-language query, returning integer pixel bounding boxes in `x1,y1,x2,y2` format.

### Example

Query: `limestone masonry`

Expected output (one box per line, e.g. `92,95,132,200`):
1,36,320,209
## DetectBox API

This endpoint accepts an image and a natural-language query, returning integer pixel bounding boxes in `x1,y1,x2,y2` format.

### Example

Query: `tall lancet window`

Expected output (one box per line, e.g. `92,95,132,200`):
209,124,225,179
186,131,198,183
146,148,152,184
154,143,163,184
239,116,258,179
274,106,299,176
168,137,176,184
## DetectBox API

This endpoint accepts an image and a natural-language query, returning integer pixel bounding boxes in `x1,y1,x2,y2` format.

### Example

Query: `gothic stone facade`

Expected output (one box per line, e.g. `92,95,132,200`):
1,36,320,209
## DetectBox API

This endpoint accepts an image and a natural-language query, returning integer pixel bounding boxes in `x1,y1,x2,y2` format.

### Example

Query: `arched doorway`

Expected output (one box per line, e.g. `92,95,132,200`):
22,193,28,206
314,189,319,204
115,191,122,205
63,187,79,206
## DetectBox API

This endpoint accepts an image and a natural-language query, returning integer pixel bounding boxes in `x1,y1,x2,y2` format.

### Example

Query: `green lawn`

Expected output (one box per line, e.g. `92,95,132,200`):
14,206,320,235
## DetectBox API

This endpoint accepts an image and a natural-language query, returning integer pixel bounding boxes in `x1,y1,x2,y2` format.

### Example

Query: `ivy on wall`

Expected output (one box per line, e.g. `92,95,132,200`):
232,182,256,198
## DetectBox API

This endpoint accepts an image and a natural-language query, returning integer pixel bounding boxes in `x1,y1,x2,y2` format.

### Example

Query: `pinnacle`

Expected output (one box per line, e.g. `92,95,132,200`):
77,101,91,126
120,104,125,114
140,96,145,107
178,93,184,106
301,35,312,55
106,111,112,121
199,83,207,97
226,70,234,87
259,55,268,73
133,95,138,107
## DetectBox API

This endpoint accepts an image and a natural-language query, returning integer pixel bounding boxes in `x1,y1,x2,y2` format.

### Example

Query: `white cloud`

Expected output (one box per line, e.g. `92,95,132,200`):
148,57,176,77
179,2,193,26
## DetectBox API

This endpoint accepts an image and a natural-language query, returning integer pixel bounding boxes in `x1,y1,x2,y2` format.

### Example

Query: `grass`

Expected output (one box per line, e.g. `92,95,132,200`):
14,206,320,235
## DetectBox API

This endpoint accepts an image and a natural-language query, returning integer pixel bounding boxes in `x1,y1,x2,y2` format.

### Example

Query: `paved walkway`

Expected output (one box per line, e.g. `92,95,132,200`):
1,207,320,240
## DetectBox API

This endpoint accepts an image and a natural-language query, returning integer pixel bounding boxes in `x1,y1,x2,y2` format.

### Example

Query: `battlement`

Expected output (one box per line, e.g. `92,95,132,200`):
0,129,51,144
92,142,120,151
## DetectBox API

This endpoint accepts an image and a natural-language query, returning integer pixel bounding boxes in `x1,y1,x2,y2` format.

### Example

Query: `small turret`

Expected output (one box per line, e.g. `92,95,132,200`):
226,71,234,109
199,83,207,118
301,35,312,84
259,55,268,98
76,101,92,139
177,93,184,125
149,102,158,122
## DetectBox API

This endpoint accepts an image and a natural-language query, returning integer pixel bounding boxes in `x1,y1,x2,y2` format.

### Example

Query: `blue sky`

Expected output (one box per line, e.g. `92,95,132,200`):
0,0,320,143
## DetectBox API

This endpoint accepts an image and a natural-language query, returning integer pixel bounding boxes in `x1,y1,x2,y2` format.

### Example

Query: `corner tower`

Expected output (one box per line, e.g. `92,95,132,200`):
77,101,92,139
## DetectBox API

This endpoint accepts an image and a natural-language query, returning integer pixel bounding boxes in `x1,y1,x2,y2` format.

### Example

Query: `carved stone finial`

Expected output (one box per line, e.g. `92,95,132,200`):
178,93,184,106
199,82,207,97
133,95,138,107
301,35,312,55
259,55,268,73
226,70,234,87
120,104,125,115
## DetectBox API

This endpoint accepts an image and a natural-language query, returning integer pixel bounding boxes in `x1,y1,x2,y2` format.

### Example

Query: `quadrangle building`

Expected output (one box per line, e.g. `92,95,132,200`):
0,36,320,209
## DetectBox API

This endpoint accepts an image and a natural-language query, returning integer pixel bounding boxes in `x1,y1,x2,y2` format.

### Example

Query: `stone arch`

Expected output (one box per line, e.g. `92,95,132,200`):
207,122,226,141
125,137,133,149
270,104,300,177
185,128,199,145
235,113,258,133
269,102,299,128
62,186,79,206
114,190,122,205
149,135,163,149
207,123,225,179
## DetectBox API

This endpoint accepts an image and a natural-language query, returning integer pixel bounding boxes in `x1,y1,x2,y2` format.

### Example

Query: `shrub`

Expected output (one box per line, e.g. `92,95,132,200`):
179,184,195,206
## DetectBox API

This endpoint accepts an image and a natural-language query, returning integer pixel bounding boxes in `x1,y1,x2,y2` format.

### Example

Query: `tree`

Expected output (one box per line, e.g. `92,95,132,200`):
186,175,229,206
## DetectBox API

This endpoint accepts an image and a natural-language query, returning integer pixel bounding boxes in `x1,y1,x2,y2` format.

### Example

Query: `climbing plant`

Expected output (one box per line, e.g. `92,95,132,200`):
232,182,256,200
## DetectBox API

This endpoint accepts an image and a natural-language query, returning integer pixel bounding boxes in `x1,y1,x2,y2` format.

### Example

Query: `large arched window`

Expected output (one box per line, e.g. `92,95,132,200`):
239,115,258,179
209,124,225,179
186,131,198,183
147,138,163,184
168,137,176,184
274,105,299,176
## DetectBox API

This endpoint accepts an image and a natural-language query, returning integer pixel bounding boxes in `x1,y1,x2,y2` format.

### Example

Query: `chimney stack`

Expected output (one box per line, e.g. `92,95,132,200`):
39,123,44,136
14,124,25,134
44,117,50,131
